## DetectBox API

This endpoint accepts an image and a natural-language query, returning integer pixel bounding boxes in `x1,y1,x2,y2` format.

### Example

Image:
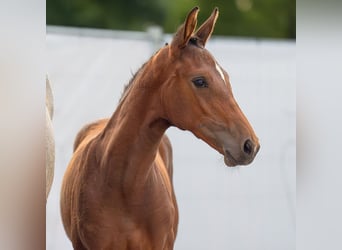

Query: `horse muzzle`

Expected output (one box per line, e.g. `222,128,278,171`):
223,138,260,167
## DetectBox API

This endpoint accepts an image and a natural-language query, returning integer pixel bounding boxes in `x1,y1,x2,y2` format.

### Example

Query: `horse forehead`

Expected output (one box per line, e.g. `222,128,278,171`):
184,49,216,68
179,48,227,84
194,51,227,84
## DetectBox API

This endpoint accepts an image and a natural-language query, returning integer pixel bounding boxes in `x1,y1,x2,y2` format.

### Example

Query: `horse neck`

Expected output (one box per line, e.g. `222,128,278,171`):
99,57,170,190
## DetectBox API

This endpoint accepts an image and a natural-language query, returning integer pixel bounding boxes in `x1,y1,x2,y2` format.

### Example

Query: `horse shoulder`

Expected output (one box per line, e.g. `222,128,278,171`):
61,137,101,241
158,135,173,179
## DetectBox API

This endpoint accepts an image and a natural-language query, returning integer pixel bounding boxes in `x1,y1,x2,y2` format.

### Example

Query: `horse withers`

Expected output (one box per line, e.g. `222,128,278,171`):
61,7,259,250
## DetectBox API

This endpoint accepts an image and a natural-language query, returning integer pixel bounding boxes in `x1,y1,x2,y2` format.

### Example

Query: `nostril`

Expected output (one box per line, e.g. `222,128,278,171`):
243,139,253,155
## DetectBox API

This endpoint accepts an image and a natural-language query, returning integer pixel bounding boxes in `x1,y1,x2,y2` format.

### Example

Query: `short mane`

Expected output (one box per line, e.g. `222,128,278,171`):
118,47,165,103
118,62,147,103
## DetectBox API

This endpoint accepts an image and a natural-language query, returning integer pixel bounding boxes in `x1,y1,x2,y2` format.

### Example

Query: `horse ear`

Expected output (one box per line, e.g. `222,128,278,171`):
194,7,219,47
171,6,199,50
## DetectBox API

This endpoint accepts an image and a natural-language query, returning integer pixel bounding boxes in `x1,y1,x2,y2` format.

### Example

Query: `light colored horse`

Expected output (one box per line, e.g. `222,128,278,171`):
61,7,259,249
46,76,54,201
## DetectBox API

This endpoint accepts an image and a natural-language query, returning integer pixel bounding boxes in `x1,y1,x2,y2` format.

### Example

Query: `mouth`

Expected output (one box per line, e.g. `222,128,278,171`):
193,123,258,167
223,149,239,167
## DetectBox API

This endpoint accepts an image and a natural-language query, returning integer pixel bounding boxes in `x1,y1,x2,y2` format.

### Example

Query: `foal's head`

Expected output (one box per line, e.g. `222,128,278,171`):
156,7,260,167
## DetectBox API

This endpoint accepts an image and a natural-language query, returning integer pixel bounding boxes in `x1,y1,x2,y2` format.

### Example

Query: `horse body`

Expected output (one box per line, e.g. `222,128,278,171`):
61,56,178,249
61,7,259,250
62,132,176,249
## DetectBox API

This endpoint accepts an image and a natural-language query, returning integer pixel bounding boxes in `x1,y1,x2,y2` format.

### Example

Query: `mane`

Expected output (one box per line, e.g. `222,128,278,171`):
118,47,164,103
118,62,147,103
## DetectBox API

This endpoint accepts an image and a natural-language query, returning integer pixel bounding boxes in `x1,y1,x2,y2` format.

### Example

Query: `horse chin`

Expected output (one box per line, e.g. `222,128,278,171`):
223,147,258,167
223,150,239,167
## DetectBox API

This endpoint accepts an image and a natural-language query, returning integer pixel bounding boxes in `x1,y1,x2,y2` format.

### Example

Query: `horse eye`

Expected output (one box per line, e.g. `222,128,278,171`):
192,77,208,88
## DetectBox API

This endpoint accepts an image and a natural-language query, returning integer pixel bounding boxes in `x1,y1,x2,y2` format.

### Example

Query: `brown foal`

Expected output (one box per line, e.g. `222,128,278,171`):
61,7,260,250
